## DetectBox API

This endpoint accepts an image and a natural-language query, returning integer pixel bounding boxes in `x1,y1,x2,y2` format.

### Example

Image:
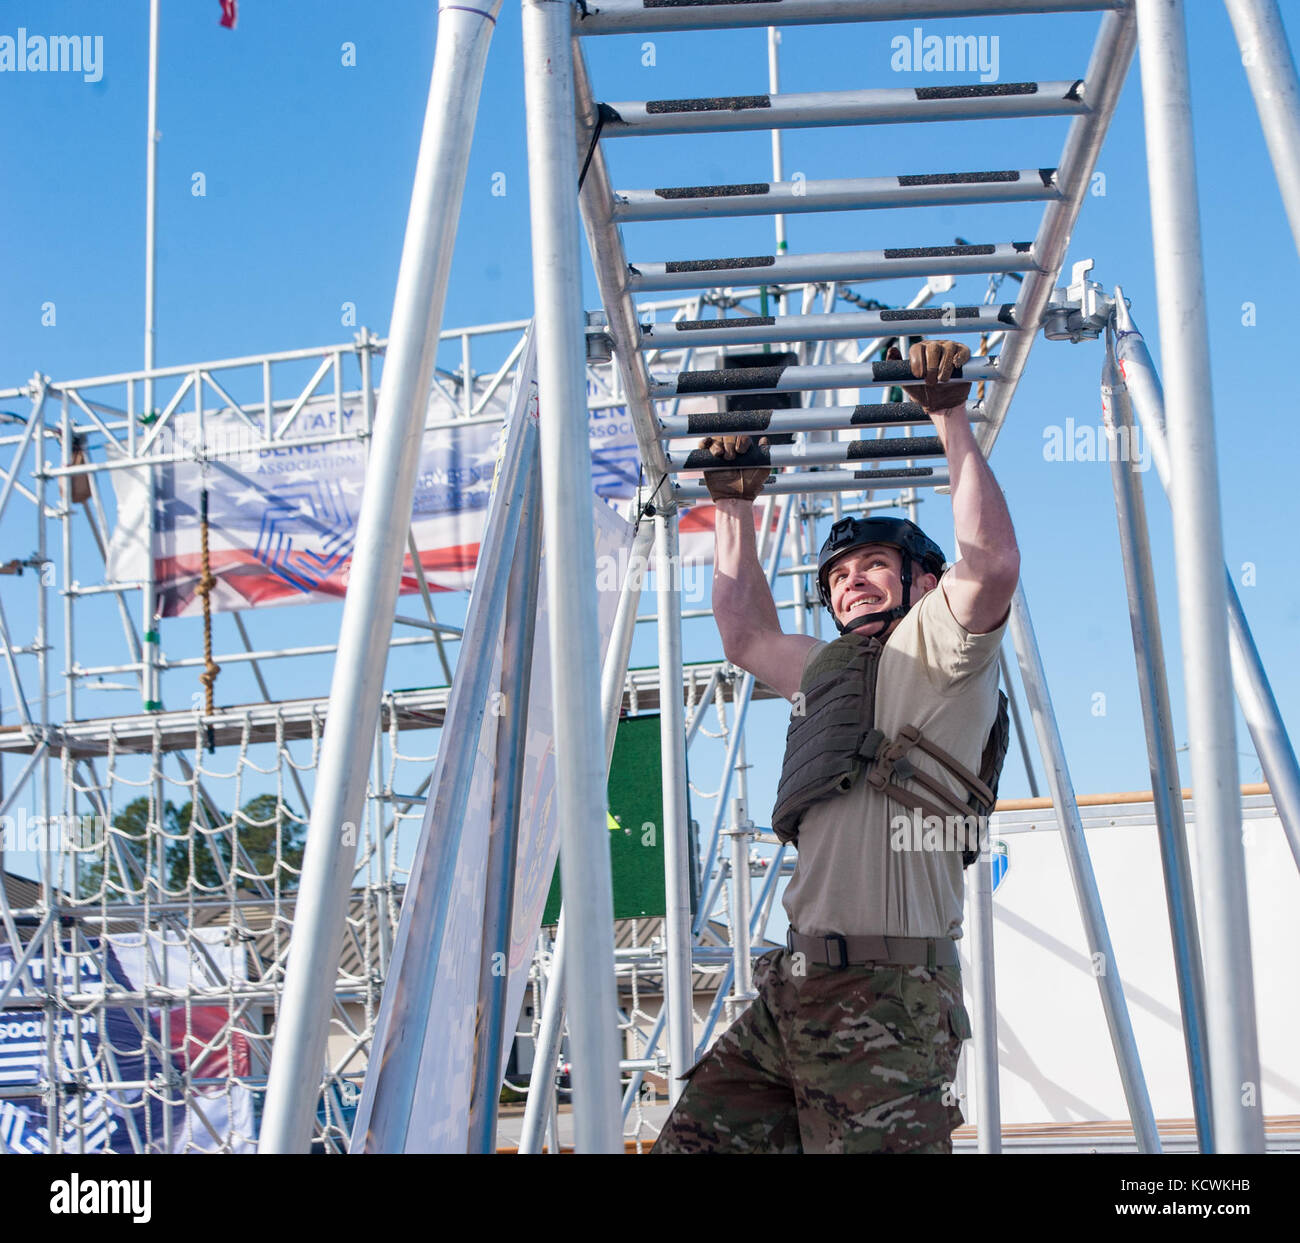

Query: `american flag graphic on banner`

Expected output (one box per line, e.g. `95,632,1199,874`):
105,376,736,618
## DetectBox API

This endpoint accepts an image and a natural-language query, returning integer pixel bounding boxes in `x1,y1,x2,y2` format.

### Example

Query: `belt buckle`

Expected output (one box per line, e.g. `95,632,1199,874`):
824,934,849,971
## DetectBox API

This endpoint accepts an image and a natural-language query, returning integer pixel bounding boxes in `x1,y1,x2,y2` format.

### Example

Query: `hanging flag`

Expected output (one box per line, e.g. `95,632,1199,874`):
219,1,238,30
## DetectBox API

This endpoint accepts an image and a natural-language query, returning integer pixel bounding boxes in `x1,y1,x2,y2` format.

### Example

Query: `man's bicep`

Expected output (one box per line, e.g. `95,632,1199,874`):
730,630,820,702
940,560,1016,638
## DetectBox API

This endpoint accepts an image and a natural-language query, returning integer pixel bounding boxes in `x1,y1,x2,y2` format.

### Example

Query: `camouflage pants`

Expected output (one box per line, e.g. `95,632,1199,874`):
652,949,970,1154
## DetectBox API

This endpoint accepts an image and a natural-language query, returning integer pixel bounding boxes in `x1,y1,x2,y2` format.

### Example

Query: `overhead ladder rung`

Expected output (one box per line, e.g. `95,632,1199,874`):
673,464,946,502
641,304,1018,349
649,356,998,399
657,403,985,438
627,242,1037,291
614,169,1060,222
599,81,1087,138
575,0,1122,39
668,436,946,472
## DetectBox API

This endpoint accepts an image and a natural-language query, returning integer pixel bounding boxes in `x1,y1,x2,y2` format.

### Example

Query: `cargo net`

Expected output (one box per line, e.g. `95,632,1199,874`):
0,704,435,1154
501,917,698,1154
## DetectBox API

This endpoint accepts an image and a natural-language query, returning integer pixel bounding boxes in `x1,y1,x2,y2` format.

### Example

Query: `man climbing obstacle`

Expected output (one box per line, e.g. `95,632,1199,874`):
653,339,1020,1154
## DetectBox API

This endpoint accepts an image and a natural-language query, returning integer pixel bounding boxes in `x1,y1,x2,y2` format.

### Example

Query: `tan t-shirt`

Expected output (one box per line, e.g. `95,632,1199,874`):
780,580,1006,940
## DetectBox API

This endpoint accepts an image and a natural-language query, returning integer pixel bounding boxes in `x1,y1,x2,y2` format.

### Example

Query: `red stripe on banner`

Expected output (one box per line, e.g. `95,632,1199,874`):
400,544,481,582
166,1006,251,1078
154,545,481,617
678,502,778,534
678,505,717,535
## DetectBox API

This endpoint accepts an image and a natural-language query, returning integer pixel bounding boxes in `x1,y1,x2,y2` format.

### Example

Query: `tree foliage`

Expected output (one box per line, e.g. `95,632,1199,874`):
79,794,305,899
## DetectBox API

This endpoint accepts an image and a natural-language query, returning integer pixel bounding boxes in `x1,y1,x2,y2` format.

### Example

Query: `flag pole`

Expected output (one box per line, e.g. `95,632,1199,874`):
141,0,161,713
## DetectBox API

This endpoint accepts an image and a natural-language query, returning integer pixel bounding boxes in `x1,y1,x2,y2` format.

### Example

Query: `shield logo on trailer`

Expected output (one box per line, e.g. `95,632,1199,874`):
991,840,1009,893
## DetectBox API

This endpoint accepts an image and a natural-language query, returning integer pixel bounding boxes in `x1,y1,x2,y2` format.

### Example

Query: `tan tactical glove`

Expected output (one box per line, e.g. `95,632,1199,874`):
889,339,971,415
698,434,771,502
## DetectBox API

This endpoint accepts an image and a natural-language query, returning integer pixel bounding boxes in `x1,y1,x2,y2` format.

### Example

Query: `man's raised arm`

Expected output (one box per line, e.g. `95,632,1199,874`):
896,341,1021,635
701,437,818,702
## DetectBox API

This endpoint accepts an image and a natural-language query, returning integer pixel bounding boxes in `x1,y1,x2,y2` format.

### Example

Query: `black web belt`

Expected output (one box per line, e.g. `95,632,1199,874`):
786,929,959,970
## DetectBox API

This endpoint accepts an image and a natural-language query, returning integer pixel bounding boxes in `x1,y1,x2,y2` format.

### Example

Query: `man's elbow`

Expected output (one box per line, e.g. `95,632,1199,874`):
960,543,1019,608
720,630,756,676
993,544,1020,592
973,532,1019,589
985,550,1020,606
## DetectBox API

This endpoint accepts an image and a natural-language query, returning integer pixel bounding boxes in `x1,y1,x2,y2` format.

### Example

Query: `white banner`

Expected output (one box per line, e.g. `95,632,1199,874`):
395,497,632,1151
0,931,251,1153
102,346,800,618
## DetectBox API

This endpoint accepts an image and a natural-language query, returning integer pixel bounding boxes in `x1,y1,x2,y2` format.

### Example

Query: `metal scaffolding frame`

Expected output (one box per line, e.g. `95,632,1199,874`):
2,0,1296,1156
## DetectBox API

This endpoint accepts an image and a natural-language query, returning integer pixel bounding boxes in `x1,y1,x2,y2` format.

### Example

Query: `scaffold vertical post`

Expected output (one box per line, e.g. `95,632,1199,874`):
518,521,658,1152
1101,327,1214,1150
655,506,695,1103
1114,293,1300,872
521,0,622,1154
142,0,161,716
1224,0,1300,261
260,0,504,1153
602,519,655,764
517,917,566,1153
967,847,1001,1153
998,649,1040,798
1136,0,1264,1152
1008,582,1161,1153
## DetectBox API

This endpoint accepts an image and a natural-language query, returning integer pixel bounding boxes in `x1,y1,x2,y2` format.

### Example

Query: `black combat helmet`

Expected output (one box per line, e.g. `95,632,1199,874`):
816,516,946,634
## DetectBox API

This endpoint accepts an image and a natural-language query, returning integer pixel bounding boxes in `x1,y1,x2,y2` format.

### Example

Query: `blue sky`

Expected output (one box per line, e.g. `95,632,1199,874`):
1,1,1298,881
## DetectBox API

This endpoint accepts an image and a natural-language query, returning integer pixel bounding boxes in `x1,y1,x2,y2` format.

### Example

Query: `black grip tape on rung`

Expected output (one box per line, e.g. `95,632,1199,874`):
683,446,773,470
665,256,775,273
851,403,926,423
676,365,788,393
883,244,995,258
880,307,978,322
915,82,1038,100
872,360,964,382
675,317,776,331
853,467,934,480
655,183,770,199
686,410,773,433
1012,241,1032,253
1065,79,1084,101
646,95,771,114
997,303,1018,325
1038,168,1057,186
644,0,776,7
845,436,944,461
897,170,1020,187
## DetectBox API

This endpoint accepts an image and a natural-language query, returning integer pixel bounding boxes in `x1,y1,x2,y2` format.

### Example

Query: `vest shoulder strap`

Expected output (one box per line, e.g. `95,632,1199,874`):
869,690,1011,866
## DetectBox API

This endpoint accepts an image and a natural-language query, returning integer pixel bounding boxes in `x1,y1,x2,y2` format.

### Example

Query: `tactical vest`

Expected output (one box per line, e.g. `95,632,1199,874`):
771,631,1010,866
